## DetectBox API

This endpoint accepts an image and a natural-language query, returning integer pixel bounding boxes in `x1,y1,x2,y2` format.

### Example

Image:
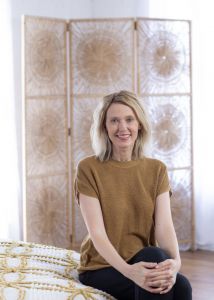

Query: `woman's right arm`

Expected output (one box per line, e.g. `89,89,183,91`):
79,193,131,275
79,193,165,294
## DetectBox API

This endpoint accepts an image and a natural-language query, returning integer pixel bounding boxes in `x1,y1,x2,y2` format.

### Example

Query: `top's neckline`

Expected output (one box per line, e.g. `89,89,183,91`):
108,158,143,168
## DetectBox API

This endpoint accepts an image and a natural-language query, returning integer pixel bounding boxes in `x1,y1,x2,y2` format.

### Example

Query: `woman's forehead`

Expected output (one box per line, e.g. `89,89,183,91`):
106,103,135,117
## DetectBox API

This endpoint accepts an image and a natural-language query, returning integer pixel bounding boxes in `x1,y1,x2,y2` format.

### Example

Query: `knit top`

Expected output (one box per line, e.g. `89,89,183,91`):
74,155,171,273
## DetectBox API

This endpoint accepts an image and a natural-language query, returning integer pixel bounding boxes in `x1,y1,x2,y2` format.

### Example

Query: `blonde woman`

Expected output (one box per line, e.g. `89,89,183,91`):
75,91,192,300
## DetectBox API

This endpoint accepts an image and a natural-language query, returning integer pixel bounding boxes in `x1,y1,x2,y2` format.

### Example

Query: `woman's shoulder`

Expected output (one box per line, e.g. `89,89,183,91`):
143,156,167,169
77,155,96,165
77,155,101,169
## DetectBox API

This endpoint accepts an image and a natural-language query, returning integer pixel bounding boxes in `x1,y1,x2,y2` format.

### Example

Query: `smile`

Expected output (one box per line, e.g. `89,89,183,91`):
116,134,131,140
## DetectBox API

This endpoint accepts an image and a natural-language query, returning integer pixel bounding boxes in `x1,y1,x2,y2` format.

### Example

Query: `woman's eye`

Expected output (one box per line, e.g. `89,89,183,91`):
111,119,118,123
126,118,134,122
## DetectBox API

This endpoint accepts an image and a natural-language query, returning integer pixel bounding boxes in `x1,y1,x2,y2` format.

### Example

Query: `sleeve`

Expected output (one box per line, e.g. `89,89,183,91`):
156,162,172,198
74,159,99,205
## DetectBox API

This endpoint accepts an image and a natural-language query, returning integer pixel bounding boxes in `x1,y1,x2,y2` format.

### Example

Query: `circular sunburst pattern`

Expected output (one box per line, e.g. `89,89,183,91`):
30,30,63,83
143,96,191,168
138,19,190,94
27,99,67,176
71,20,134,94
152,103,186,155
144,31,185,83
30,109,62,157
76,30,129,87
27,177,68,247
25,17,66,96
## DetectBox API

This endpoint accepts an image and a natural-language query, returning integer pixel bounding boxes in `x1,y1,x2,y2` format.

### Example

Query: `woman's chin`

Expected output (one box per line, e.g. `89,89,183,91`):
114,142,134,150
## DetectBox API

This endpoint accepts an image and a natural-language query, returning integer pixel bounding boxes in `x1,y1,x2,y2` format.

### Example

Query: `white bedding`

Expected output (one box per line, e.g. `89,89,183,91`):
0,240,115,300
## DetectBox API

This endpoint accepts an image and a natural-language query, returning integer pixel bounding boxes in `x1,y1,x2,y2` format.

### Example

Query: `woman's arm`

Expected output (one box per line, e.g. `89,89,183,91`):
154,191,181,269
79,193,130,275
153,191,181,294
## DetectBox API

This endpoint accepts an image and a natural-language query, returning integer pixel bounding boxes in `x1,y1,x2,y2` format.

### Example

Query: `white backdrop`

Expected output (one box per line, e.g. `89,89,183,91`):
0,0,20,239
0,0,213,250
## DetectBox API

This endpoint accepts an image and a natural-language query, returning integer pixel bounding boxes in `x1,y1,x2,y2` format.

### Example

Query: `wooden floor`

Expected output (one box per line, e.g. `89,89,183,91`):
180,250,214,300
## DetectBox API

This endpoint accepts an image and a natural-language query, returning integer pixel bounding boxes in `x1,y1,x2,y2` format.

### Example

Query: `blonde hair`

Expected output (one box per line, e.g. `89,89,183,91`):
90,90,151,161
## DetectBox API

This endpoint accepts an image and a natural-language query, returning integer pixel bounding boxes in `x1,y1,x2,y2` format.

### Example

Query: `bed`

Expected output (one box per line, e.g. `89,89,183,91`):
0,240,115,300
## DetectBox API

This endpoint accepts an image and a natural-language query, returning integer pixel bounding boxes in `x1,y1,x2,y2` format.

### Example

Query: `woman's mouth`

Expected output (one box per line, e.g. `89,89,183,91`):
116,134,131,140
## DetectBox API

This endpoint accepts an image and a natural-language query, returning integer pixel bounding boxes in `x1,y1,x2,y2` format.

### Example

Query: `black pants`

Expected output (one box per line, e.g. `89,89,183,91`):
79,247,192,300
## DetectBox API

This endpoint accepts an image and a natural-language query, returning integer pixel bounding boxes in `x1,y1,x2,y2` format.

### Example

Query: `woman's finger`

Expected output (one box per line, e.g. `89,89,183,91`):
157,260,175,270
148,279,169,288
160,284,173,294
140,261,157,269
145,269,171,279
154,274,173,281
146,286,167,294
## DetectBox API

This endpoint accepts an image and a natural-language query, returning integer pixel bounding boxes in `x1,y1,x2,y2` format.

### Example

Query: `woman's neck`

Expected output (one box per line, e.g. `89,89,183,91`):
112,148,132,161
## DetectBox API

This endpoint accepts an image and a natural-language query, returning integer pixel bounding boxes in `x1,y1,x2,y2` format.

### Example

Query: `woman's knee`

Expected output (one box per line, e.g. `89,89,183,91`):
132,247,170,263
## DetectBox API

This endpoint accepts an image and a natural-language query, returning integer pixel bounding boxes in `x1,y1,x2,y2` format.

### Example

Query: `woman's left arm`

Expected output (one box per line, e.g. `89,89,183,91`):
152,191,181,294
155,191,181,271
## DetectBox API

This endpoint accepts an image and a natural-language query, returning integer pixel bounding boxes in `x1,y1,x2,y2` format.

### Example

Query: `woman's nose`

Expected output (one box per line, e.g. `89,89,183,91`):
118,120,127,130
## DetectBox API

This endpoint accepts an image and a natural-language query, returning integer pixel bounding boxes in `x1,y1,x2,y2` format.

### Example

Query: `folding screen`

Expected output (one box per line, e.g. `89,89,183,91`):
23,16,193,250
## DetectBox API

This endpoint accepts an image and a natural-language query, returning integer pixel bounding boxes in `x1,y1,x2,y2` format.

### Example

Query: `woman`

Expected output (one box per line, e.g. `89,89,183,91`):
75,90,192,300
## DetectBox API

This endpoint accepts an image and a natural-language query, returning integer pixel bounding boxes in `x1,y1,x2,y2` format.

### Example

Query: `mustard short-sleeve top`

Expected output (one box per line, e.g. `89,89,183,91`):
74,155,171,273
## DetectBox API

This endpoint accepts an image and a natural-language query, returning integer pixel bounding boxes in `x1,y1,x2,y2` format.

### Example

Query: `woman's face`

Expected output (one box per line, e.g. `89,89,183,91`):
105,103,140,153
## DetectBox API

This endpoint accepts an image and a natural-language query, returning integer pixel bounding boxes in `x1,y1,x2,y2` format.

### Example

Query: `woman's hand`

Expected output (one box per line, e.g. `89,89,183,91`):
124,261,171,294
153,259,180,294
125,259,180,294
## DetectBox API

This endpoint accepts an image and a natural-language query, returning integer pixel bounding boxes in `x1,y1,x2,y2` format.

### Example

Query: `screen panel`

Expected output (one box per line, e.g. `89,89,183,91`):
137,19,193,249
23,16,70,248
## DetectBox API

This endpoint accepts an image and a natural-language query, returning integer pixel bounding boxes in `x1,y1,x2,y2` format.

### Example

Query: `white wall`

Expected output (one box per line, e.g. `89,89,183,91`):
148,0,195,20
89,0,149,18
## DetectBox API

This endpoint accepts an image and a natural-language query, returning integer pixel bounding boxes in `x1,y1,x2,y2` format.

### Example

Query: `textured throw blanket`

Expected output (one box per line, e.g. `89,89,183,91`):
0,240,115,300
